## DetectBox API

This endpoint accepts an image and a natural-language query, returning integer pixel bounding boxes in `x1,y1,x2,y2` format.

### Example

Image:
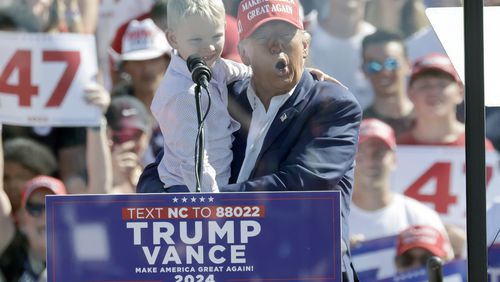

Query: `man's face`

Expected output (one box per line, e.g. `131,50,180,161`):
167,15,225,67
408,73,463,119
396,247,435,272
363,41,410,98
241,21,308,95
122,56,170,96
19,188,53,262
355,138,395,186
3,161,37,213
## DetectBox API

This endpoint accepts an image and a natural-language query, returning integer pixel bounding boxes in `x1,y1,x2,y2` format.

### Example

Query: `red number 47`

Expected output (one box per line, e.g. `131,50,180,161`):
0,49,80,107
405,162,493,214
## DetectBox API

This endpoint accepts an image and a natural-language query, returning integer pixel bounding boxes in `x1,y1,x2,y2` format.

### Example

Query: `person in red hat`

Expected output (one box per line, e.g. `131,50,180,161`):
350,118,448,278
399,53,494,150
395,225,453,272
0,175,67,281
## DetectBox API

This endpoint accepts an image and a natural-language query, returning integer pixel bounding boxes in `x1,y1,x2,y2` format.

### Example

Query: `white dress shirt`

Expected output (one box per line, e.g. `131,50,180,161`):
237,84,297,182
151,53,251,192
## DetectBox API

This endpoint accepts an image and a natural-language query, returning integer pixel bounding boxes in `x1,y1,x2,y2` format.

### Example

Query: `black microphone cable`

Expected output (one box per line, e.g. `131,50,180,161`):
193,84,211,193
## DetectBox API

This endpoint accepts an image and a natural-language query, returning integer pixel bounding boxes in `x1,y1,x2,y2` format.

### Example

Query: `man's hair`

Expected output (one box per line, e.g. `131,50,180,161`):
409,70,457,87
362,30,407,56
167,0,225,31
4,138,58,176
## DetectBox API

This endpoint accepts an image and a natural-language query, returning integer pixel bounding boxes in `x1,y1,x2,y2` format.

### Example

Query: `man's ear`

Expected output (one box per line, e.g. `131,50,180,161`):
166,29,178,50
302,41,309,58
238,42,251,66
302,32,310,58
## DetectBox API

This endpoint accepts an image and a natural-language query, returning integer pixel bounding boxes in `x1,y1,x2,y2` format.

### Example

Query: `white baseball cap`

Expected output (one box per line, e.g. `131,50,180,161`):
121,19,172,61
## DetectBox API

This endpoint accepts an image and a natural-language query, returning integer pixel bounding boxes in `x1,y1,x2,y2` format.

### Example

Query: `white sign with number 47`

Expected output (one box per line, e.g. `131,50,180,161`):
0,31,100,127
393,146,500,226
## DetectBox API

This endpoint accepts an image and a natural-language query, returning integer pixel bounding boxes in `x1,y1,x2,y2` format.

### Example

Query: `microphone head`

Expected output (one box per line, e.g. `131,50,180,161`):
187,54,205,72
186,54,212,85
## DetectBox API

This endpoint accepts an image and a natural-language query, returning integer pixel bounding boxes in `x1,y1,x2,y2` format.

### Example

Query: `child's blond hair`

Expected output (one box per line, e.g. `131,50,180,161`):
167,0,226,31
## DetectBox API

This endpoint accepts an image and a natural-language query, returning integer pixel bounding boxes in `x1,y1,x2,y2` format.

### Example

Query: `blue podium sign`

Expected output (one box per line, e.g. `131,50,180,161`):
46,191,341,282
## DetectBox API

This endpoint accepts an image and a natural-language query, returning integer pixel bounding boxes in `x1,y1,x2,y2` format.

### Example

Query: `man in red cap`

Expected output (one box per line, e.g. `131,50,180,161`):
395,225,453,272
223,0,361,280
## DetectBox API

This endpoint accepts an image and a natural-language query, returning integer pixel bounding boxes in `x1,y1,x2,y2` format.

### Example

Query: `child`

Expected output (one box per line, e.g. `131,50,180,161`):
151,0,252,192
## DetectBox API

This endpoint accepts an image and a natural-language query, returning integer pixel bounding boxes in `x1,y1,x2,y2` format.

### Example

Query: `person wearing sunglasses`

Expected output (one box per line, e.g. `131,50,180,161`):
361,30,415,138
395,225,452,273
0,175,67,282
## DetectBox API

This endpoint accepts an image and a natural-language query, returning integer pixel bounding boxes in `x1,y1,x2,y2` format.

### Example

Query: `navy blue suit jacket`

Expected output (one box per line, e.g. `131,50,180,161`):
225,72,361,281
137,71,361,281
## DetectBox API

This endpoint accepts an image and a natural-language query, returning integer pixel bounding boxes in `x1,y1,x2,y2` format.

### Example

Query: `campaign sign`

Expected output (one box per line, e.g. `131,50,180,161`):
393,146,500,226
0,31,100,126
376,259,467,282
352,236,466,282
488,244,500,282
351,235,398,280
46,191,341,282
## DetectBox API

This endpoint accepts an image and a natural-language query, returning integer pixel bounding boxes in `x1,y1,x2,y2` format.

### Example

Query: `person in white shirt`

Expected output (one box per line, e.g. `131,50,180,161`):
349,118,449,277
307,0,376,109
151,0,252,192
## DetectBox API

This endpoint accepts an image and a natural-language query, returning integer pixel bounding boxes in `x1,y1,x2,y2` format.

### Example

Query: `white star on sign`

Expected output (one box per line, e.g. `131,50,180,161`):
208,196,214,202
182,197,187,203
191,197,197,203
199,197,205,202
173,197,178,203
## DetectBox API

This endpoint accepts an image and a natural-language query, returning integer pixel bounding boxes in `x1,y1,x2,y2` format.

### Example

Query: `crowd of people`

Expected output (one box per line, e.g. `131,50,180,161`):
0,0,500,281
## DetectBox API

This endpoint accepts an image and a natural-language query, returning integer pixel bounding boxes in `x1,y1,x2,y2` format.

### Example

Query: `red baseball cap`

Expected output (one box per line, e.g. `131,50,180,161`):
396,225,450,258
410,53,461,85
358,119,396,150
237,0,304,41
21,175,67,208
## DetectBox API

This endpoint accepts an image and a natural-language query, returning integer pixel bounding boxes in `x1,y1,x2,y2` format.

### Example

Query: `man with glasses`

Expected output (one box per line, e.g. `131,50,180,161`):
1,175,67,281
361,30,415,138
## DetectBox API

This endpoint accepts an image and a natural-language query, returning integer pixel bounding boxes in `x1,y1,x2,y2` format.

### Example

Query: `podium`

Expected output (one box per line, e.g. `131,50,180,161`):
46,191,342,281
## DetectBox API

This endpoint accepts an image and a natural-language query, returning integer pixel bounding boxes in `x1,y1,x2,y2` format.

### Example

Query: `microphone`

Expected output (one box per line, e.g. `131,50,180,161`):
187,54,212,88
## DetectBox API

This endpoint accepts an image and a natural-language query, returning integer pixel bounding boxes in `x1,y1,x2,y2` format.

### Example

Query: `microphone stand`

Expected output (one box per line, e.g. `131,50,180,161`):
194,84,204,193
187,54,212,193
426,256,443,282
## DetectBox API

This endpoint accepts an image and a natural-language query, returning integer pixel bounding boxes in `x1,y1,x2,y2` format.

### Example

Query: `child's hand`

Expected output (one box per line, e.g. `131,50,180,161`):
307,68,348,90
84,83,111,115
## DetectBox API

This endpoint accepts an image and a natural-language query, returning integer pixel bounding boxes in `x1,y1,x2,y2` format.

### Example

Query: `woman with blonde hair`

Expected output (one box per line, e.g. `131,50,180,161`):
365,0,429,38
